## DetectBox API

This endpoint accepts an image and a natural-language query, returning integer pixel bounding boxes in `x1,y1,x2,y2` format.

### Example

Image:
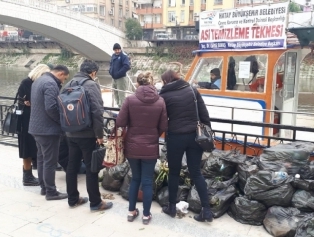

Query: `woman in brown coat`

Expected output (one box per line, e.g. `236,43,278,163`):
116,72,167,225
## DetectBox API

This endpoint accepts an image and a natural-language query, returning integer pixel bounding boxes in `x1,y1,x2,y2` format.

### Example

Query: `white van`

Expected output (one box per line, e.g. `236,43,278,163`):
155,33,170,40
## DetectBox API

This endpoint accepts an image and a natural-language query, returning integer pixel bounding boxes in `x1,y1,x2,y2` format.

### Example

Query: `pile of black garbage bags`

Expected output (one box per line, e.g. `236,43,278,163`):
100,142,314,237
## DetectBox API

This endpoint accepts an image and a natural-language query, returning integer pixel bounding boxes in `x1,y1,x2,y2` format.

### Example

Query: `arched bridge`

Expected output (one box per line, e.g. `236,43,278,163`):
0,0,126,61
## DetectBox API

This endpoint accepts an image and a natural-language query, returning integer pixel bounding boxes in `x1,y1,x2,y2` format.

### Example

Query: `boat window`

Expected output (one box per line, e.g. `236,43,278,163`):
227,55,268,93
190,57,223,91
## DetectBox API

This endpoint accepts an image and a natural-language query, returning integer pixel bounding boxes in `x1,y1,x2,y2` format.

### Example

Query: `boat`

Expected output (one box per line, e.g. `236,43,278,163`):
100,2,314,158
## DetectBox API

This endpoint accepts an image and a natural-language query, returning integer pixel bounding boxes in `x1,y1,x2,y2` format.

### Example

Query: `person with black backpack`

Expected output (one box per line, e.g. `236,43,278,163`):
61,59,113,211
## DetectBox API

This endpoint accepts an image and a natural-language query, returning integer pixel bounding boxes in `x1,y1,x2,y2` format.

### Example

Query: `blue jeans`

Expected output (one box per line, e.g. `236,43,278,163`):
167,132,209,208
127,158,157,216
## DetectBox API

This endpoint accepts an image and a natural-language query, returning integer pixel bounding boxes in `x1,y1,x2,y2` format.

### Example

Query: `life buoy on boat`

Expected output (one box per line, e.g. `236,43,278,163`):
249,73,284,92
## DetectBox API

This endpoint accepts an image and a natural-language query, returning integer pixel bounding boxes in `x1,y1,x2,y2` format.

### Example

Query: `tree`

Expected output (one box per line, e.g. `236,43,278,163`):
125,18,143,40
289,2,301,12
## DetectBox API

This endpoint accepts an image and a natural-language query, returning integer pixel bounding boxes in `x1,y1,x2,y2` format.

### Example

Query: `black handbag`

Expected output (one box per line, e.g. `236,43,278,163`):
190,86,215,152
91,144,106,173
2,93,19,135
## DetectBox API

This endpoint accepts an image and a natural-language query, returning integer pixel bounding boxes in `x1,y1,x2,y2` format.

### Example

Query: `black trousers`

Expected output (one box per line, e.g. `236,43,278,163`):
66,137,101,207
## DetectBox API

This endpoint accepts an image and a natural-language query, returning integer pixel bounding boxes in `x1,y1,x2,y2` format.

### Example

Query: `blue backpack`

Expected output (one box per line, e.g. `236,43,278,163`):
58,78,92,132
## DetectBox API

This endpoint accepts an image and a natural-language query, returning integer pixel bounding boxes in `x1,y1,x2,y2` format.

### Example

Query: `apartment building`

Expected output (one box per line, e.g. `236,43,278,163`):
234,0,282,7
51,0,137,30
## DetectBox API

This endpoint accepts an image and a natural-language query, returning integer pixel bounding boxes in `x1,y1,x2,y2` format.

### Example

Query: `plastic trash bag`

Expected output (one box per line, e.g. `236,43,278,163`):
119,169,132,200
201,154,237,181
249,183,295,207
228,196,267,226
295,214,314,237
102,168,123,191
108,161,130,180
176,201,189,214
258,145,310,175
275,142,314,153
291,190,314,212
156,186,190,207
187,185,202,213
299,163,314,180
263,206,309,237
209,185,237,218
220,149,247,164
244,171,294,195
292,179,314,192
206,173,238,190
238,162,259,193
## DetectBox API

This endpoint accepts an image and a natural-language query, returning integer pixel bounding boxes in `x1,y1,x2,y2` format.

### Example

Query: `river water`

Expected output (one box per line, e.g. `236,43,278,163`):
0,66,313,113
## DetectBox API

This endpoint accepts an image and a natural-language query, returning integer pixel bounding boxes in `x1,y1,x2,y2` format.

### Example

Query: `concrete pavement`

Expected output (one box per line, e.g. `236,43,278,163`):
0,144,271,237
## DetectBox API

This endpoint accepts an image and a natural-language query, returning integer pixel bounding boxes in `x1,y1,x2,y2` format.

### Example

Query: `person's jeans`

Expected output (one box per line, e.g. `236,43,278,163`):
112,77,128,108
128,158,157,216
166,132,209,208
33,135,60,196
66,137,102,207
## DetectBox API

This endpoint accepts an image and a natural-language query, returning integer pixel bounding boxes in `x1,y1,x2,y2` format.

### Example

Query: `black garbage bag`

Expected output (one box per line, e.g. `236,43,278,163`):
295,214,314,237
292,179,314,192
299,163,314,180
258,145,310,175
228,196,267,226
207,173,238,190
209,185,237,218
220,149,248,164
119,170,132,200
237,161,259,193
101,168,123,191
275,142,314,153
263,206,309,237
291,190,314,212
244,171,294,195
108,161,130,180
202,154,237,181
187,185,202,213
249,183,295,207
156,185,190,207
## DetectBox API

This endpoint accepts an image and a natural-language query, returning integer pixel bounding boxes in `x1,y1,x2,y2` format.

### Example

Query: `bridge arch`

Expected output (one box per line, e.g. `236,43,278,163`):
0,0,126,61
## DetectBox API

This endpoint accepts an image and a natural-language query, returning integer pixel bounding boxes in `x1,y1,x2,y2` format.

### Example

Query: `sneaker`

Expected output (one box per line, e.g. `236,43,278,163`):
127,208,139,222
69,197,88,208
142,214,152,225
46,191,68,201
90,201,113,212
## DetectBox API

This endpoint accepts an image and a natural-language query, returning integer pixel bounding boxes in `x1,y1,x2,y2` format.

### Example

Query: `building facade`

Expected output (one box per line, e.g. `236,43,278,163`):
137,0,236,40
50,0,137,30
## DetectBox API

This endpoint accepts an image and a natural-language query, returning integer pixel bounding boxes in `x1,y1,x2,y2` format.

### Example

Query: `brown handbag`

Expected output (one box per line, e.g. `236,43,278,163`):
103,126,126,168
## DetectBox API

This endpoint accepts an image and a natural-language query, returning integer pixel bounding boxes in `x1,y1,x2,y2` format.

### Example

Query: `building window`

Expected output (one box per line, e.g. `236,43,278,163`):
180,10,185,23
119,8,123,17
214,0,223,4
119,20,122,28
168,11,176,22
126,10,129,17
168,0,176,7
111,19,114,26
126,0,128,4
201,0,206,3
190,0,194,6
181,0,185,6
189,11,193,21
99,5,105,16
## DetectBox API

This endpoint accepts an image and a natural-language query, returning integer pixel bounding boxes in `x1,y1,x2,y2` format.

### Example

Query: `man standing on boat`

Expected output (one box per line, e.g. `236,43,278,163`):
109,43,131,108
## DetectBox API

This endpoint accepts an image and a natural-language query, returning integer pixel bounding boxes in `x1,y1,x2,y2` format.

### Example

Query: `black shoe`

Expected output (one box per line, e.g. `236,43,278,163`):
23,166,40,186
90,201,113,212
55,163,63,171
46,191,68,201
40,188,46,196
162,203,176,218
194,207,213,222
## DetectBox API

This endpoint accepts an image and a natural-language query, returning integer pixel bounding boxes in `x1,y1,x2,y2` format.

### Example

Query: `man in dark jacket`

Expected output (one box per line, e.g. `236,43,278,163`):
109,43,130,108
29,65,69,200
64,59,113,211
197,68,221,90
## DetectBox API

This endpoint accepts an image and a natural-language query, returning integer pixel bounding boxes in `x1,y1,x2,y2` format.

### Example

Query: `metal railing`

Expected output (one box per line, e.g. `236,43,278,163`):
1,0,125,38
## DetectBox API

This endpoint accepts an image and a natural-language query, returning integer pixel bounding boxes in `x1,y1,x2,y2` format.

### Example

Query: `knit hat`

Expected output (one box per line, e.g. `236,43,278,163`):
113,43,121,50
210,68,221,78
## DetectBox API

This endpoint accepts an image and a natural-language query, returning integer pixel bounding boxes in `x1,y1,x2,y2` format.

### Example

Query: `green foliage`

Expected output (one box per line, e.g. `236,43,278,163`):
61,48,74,59
289,2,301,12
125,18,143,40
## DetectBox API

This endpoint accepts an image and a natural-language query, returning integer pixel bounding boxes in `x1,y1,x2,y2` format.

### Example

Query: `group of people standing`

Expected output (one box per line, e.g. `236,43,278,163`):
16,43,213,225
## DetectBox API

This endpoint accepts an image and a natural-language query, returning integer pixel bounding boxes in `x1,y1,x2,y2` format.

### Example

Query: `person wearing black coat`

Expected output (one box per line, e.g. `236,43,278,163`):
17,64,51,186
159,70,213,222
